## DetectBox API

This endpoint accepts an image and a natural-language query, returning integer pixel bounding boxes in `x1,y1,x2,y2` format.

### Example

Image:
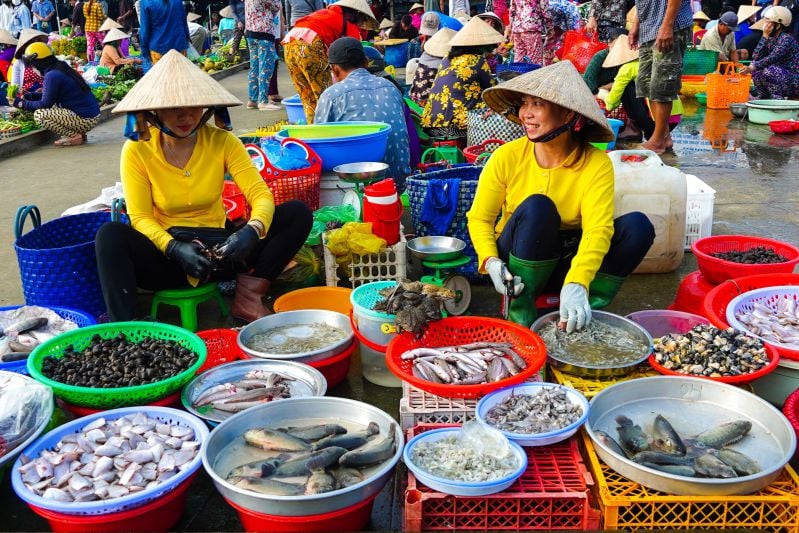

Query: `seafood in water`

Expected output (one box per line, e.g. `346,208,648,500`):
483,387,583,434
18,413,198,502
653,325,770,377
192,371,294,413
735,297,799,349
710,246,788,264
403,342,527,386
229,476,305,496
244,323,349,354
284,424,347,442
372,281,455,335
538,320,649,367
244,428,311,452
616,415,650,455
695,420,752,448
652,414,687,455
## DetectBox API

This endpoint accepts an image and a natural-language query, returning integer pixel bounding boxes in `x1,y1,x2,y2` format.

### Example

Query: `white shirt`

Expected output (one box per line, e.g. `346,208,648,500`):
449,0,469,17
0,4,14,33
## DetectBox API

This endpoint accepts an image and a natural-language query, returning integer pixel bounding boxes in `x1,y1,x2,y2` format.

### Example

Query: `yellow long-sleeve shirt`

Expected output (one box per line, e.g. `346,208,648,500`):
121,124,275,253
466,138,615,289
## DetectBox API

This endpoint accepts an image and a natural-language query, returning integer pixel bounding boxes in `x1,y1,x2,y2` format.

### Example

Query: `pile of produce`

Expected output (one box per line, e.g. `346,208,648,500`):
0,111,38,136
401,341,528,385
192,370,294,413
483,387,583,434
652,325,770,377
711,246,788,264
93,65,140,105
734,297,799,348
373,281,455,335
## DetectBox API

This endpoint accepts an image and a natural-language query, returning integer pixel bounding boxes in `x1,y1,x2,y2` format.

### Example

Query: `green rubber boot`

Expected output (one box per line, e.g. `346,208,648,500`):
589,272,626,309
507,254,559,327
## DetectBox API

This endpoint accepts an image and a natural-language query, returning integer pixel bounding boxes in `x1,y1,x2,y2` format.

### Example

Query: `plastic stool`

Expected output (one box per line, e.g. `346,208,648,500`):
150,283,229,332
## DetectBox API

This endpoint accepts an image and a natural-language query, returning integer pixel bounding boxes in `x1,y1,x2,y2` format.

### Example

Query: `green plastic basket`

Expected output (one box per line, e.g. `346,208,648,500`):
682,48,719,75
27,322,207,408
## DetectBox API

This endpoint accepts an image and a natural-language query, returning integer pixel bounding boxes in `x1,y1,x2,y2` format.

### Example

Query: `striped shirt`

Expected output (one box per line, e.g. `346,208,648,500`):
635,0,693,44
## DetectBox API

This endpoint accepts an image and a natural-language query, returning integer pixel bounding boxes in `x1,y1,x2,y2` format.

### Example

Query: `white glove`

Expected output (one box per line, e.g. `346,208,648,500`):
486,257,523,297
559,283,592,333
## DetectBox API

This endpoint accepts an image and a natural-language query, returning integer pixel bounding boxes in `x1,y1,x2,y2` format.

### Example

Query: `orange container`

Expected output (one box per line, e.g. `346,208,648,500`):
273,286,353,314
706,62,751,109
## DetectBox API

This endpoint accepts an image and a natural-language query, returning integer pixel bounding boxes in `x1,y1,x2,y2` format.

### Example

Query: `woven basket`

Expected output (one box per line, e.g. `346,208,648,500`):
0,126,21,139
683,48,719,75
466,108,525,146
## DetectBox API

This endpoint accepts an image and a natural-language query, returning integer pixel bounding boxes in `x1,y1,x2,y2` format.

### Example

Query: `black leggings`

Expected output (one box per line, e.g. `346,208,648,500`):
96,200,313,321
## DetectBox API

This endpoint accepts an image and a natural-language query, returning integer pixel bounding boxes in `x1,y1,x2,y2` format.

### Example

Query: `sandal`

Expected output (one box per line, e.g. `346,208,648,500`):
54,134,85,146
269,95,284,103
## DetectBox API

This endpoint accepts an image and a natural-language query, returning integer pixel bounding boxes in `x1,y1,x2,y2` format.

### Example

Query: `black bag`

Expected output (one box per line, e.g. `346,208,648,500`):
167,226,231,248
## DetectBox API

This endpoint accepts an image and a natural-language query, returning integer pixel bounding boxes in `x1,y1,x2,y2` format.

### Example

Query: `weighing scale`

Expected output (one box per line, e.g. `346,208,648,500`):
407,236,472,315
332,162,390,219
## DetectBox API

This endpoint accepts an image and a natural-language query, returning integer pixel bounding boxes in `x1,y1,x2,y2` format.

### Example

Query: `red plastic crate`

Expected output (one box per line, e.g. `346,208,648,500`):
403,424,600,532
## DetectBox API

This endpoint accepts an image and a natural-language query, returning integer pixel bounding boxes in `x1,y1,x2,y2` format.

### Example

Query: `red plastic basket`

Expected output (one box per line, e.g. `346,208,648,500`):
222,181,251,220
703,273,799,360
226,491,377,532
770,120,799,134
463,138,505,163
669,270,716,316
558,30,607,73
196,328,244,373
251,138,322,211
27,473,195,532
59,390,182,418
782,388,799,463
691,235,799,285
648,341,779,384
307,339,356,389
404,424,599,532
596,98,629,125
385,317,547,399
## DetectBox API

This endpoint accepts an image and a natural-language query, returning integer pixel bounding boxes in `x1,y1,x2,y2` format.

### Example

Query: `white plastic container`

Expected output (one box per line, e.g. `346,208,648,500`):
684,174,716,250
609,150,687,273
350,281,402,388
319,173,356,208
360,344,402,387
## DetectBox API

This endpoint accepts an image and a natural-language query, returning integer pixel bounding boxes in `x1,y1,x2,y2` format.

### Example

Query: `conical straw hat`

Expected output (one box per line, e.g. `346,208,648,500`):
750,17,768,31
219,5,235,18
424,27,457,57
693,10,710,21
410,3,423,10
103,28,130,44
114,50,242,113
187,12,202,22
448,16,504,47
379,17,393,29
99,18,123,32
16,28,46,54
330,0,376,20
0,29,17,46
626,5,637,24
737,5,761,21
602,34,638,68
482,61,614,142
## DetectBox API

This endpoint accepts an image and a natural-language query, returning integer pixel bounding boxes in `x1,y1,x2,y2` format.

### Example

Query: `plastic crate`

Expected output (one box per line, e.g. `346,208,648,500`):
323,229,407,288
684,174,716,249
548,365,660,399
580,432,799,531
404,424,600,532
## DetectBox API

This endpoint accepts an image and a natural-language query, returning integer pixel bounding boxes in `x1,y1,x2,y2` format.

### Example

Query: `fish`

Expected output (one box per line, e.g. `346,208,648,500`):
717,448,760,476
305,470,337,495
595,430,628,458
330,467,365,488
694,452,738,478
244,428,311,452
312,422,379,451
695,421,752,448
651,414,686,455
228,458,285,479
285,424,347,442
2,317,48,337
615,415,650,455
339,425,396,468
229,476,305,496
483,388,583,434
631,451,694,466
641,462,698,477
271,447,347,478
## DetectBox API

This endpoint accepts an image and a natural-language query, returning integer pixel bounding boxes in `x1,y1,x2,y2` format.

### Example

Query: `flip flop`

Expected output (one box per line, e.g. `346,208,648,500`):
54,135,85,146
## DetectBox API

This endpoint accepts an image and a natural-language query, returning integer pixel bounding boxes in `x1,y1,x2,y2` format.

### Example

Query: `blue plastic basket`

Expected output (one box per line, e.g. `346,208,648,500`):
283,94,306,124
350,280,397,320
11,406,208,516
0,305,96,375
14,206,119,318
406,166,482,278
384,41,410,68
496,62,541,76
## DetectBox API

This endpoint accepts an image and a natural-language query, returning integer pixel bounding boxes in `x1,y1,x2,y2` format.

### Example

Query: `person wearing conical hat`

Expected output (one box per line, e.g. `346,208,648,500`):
378,17,392,39
0,29,16,82
99,50,312,323
741,6,799,100
421,16,502,136
11,42,100,145
409,2,424,30
282,0,377,123
99,27,141,74
409,26,455,104
468,61,655,331
508,0,548,65
82,0,105,61
187,13,210,55
733,5,760,44
692,10,710,31
138,0,191,63
8,28,46,95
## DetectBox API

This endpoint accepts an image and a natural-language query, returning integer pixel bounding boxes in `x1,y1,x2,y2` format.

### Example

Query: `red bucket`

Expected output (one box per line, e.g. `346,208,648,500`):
669,270,716,316
363,178,402,246
226,491,377,532
306,339,357,389
59,391,182,418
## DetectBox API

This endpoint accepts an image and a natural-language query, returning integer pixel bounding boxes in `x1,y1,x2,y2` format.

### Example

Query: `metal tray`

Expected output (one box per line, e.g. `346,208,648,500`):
332,162,388,183
201,397,403,516
181,360,327,425
586,376,796,496
237,310,353,363
406,236,466,262
531,310,653,379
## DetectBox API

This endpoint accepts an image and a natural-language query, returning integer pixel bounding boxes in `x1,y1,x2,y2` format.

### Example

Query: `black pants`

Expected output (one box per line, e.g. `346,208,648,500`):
96,200,313,321
620,82,678,139
496,194,655,290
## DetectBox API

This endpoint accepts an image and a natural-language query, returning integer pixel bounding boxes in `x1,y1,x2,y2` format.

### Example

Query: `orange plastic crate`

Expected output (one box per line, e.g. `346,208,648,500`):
404,424,600,531
581,432,799,531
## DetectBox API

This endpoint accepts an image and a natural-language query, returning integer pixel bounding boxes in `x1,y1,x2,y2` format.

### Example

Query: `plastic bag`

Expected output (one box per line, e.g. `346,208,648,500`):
81,66,98,84
275,245,322,290
326,222,386,274
459,420,514,460
187,45,201,61
306,204,360,245
261,138,312,171
0,371,53,458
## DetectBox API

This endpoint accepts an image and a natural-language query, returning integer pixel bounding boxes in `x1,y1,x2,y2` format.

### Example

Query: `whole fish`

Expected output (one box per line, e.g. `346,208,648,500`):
695,421,752,448
227,457,285,479
616,415,650,455
272,447,347,478
595,430,628,458
631,451,693,466
229,476,305,496
305,469,337,495
339,425,396,468
285,424,347,442
651,414,686,455
2,317,48,337
694,452,738,478
312,422,380,451
717,448,760,476
330,467,365,488
244,428,311,452
641,462,698,477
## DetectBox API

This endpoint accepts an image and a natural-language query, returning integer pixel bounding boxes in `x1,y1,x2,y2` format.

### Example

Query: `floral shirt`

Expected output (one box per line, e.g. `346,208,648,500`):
509,0,549,34
753,33,799,75
244,0,280,35
548,0,580,31
588,0,627,27
421,53,495,129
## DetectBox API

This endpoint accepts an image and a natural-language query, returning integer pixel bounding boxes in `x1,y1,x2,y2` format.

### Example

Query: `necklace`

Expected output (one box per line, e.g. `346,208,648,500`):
162,136,196,177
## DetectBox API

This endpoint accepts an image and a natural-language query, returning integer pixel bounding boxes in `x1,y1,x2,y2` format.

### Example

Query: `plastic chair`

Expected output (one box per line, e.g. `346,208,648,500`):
150,283,229,332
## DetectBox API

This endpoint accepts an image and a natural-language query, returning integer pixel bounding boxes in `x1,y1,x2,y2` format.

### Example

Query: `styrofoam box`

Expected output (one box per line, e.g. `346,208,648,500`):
685,174,716,250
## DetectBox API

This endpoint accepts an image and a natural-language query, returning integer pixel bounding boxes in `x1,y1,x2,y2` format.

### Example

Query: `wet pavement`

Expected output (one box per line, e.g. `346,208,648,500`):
1,69,799,531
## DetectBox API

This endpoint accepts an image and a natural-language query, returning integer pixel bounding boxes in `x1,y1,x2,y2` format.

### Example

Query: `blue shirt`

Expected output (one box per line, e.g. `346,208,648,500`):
635,0,693,44
31,0,54,20
21,68,100,118
138,0,191,57
314,68,412,192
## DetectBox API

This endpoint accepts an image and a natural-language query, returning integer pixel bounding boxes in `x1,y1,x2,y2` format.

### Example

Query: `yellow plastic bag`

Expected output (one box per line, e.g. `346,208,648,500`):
325,223,387,275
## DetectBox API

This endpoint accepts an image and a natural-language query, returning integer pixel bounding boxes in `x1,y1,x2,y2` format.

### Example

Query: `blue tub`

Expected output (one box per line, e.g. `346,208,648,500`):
590,118,625,151
283,94,307,124
384,41,410,68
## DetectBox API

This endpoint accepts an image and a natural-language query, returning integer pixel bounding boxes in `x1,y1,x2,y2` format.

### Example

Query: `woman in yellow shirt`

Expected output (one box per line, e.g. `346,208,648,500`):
468,61,654,331
97,50,312,323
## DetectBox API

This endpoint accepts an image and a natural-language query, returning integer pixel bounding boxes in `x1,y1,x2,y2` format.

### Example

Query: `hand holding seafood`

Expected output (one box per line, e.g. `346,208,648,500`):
711,246,788,264
734,294,799,348
243,323,349,355
17,412,200,502
373,281,455,335
483,387,583,434
191,371,294,413
401,342,528,385
653,325,769,377
537,318,650,367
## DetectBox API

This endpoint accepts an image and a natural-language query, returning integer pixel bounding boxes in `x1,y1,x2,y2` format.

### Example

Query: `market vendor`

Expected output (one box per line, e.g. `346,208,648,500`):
409,26,455,105
698,11,739,62
741,6,799,100
12,42,100,146
0,29,15,82
8,28,46,94
467,61,655,331
99,27,142,74
97,50,312,323
282,0,377,124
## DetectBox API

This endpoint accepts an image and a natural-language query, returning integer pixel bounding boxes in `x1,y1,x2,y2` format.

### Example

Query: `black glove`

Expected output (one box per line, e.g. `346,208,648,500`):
166,240,213,280
215,224,259,262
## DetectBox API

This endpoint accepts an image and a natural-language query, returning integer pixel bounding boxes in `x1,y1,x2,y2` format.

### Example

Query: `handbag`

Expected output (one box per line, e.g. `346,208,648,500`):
167,226,231,248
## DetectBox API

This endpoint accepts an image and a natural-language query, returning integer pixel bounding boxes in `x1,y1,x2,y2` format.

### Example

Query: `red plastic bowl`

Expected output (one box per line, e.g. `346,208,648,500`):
226,491,377,533
769,120,799,134
703,273,799,361
782,388,799,463
59,390,182,418
648,341,780,385
197,328,244,373
27,473,195,532
307,340,356,389
691,235,799,285
669,270,716,316
386,317,547,399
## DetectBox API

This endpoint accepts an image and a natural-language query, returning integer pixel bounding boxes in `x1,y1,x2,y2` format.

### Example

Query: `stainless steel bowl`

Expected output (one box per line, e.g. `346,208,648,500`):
332,162,389,183
407,236,466,262
201,397,403,516
730,103,748,118
181,360,327,425
531,310,653,379
237,310,353,363
586,376,796,495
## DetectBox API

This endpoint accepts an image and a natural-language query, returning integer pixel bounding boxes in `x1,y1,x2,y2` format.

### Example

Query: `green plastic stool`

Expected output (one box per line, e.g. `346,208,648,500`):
150,283,229,332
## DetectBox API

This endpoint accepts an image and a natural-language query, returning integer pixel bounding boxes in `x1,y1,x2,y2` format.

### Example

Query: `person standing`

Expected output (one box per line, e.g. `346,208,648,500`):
586,0,628,42
629,0,692,154
285,0,324,27
82,0,104,60
508,0,549,64
10,0,32,38
138,0,190,63
244,0,280,110
69,0,85,35
117,0,137,33
31,0,55,32
0,0,13,34
226,0,246,60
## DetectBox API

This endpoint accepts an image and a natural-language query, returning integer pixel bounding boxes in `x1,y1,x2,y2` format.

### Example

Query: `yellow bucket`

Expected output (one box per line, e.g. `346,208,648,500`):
273,287,353,314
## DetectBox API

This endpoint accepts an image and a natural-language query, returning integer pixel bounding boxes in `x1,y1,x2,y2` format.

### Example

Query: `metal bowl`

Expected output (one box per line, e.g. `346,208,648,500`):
201,397,403,516
730,103,748,118
586,376,796,495
237,310,354,363
181,360,327,426
332,162,389,183
407,236,466,262
531,310,653,379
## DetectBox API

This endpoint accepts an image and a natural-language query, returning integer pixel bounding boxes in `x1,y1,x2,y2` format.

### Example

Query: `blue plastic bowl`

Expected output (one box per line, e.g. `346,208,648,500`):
590,118,625,151
274,122,392,172
384,41,410,68
283,94,306,124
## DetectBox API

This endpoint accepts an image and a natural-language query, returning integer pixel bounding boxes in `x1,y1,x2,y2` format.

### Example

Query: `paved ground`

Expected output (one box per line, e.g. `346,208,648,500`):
2,66,799,531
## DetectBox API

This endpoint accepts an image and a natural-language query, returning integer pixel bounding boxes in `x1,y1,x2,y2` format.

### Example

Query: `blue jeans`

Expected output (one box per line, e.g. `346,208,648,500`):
496,194,655,288
246,38,277,104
